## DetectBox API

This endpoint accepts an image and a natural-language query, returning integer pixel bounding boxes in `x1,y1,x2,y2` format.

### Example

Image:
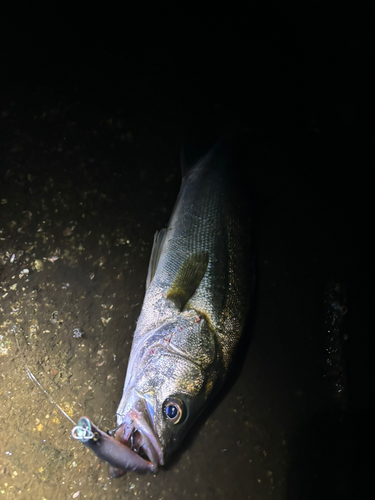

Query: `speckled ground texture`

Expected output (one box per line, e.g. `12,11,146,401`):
1,9,374,499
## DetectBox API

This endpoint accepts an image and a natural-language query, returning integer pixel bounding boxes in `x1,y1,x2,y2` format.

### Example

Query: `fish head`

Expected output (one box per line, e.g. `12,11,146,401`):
113,311,220,473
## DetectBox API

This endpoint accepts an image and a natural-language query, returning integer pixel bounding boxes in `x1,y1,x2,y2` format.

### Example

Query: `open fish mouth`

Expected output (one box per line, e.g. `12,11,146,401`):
72,416,161,475
108,418,163,476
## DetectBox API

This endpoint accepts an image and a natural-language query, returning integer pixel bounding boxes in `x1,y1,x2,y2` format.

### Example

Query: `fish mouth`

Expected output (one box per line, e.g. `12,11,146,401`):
109,408,164,477
72,416,157,475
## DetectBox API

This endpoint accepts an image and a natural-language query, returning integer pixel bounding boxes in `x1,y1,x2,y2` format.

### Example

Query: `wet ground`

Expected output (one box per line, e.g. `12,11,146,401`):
1,9,374,499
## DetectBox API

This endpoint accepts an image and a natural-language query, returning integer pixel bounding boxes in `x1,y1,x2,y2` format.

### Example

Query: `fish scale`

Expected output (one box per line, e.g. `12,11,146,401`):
136,163,228,344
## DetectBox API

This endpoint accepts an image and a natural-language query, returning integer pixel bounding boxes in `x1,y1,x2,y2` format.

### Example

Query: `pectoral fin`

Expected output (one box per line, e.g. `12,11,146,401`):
166,252,209,310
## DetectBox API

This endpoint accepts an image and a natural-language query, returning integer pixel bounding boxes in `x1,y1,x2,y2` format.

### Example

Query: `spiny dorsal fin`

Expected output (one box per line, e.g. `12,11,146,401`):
166,252,209,310
146,228,167,289
181,143,210,178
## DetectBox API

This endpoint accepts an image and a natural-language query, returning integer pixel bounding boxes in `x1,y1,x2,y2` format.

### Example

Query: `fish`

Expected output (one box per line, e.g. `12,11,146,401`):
75,133,254,474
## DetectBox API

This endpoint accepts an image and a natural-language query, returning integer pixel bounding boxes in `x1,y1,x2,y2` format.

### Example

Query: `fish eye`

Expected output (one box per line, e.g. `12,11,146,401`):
163,398,185,424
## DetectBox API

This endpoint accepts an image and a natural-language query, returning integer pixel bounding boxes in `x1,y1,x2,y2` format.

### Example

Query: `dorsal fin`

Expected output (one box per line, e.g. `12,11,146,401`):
166,252,209,310
180,143,210,178
146,229,167,289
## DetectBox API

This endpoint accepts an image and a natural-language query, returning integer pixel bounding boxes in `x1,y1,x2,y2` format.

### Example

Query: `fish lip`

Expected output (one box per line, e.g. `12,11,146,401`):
114,414,164,469
107,436,157,474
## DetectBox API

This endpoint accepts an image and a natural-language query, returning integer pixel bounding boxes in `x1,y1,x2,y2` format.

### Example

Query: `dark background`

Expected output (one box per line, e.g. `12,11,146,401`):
1,3,374,498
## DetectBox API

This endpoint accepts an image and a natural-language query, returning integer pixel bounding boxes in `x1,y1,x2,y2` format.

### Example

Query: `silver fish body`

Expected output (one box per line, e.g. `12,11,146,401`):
112,136,253,474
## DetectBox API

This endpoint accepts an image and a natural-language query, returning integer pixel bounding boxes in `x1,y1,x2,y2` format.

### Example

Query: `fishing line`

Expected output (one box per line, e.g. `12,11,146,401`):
26,366,77,426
